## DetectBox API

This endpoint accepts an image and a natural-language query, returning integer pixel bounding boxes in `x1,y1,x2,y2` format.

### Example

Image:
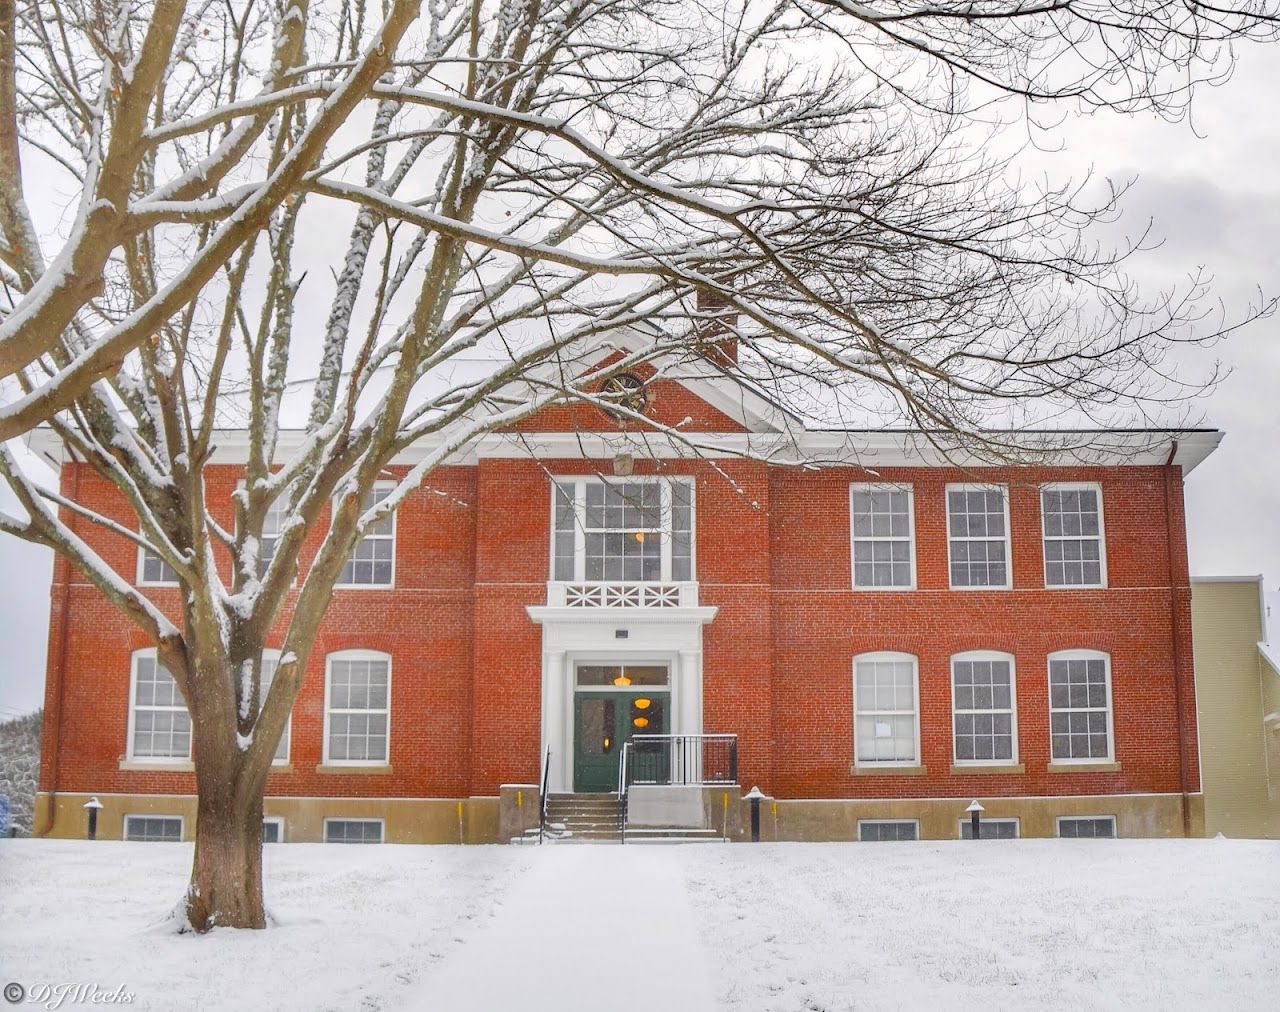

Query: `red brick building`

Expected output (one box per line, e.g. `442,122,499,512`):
28,360,1220,843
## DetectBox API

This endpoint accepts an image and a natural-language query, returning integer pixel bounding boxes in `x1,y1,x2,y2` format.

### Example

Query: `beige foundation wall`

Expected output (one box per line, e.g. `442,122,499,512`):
34,793,503,844
768,793,1202,841
1191,578,1280,839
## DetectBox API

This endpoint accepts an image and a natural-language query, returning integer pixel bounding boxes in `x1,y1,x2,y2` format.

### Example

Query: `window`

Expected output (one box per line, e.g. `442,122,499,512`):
959,818,1019,840
324,651,391,765
951,652,1017,765
858,820,918,842
324,819,384,844
849,485,915,589
337,483,394,587
124,815,183,842
853,653,919,766
1042,484,1106,587
552,478,694,582
946,485,1011,589
128,650,191,761
262,818,284,844
1048,650,1113,762
259,651,291,765
137,546,178,586
1057,816,1116,839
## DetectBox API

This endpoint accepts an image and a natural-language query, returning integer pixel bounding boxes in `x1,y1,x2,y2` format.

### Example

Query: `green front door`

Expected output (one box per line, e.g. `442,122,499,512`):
573,691,669,792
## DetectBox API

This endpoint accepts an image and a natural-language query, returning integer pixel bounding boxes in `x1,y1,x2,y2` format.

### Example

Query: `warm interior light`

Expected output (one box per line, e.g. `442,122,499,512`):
633,717,649,729
613,672,632,686
603,736,611,750
634,531,645,544
634,698,651,710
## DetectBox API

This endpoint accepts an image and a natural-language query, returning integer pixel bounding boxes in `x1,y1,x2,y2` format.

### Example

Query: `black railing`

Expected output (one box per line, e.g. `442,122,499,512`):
538,748,551,845
618,734,738,845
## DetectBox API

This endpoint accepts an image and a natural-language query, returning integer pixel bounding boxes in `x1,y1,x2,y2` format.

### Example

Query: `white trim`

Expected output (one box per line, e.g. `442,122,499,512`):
322,650,392,766
135,544,178,587
857,819,920,841
125,649,191,763
848,483,916,591
950,650,1019,766
123,814,184,842
944,483,1013,590
852,651,921,768
1047,649,1116,764
334,481,397,589
262,816,286,843
322,817,385,844
957,817,1020,839
1055,814,1118,838
1040,481,1108,589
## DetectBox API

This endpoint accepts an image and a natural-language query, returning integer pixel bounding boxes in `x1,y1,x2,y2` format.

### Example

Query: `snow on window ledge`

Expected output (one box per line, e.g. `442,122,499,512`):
118,759,194,772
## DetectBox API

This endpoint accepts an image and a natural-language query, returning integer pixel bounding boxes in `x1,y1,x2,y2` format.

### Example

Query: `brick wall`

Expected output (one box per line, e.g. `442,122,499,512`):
38,453,1199,807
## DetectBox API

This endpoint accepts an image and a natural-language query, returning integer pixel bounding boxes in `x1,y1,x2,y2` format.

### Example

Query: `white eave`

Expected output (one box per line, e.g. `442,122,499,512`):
24,425,1225,472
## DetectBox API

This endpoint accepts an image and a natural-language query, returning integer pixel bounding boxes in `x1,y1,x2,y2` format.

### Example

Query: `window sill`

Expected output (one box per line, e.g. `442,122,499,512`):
1042,583,1108,591
950,763,1025,775
269,764,293,774
1047,761,1121,774
332,584,395,591
119,759,194,772
314,763,393,775
851,764,928,777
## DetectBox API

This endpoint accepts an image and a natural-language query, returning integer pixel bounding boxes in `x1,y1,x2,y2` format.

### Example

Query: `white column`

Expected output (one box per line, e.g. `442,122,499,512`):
541,650,566,793
678,649,703,736
559,652,575,792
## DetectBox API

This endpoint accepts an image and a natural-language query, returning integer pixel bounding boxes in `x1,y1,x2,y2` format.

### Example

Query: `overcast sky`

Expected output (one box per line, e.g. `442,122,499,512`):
1,44,1277,720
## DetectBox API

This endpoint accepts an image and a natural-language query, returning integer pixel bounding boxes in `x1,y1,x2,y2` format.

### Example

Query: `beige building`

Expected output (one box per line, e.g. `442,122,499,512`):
1191,576,1280,839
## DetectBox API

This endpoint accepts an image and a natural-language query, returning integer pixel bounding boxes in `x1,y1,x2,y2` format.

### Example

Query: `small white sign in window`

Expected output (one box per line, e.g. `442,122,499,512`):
875,721,892,738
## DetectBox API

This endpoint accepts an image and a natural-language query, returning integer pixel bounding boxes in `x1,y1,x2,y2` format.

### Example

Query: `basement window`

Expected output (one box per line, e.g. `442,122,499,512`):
324,819,384,844
1057,816,1117,839
124,815,183,842
858,820,919,842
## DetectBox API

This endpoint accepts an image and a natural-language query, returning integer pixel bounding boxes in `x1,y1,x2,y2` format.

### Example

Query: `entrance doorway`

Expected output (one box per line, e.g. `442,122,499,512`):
572,664,669,792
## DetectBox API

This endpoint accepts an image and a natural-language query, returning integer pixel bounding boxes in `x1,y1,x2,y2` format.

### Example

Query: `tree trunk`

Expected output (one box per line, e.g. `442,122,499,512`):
185,753,268,932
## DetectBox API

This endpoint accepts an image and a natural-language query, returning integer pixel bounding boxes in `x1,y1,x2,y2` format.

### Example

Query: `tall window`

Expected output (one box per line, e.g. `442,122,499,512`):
137,546,178,586
946,485,1011,589
1041,485,1106,587
258,651,290,765
128,650,191,761
552,478,694,582
337,483,394,587
258,494,289,577
324,651,391,765
849,484,915,589
853,653,919,766
951,652,1017,765
1048,650,1113,762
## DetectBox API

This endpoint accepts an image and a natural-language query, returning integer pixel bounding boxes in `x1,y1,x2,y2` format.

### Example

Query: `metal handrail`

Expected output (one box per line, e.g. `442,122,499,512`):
617,734,738,845
618,741,631,845
538,749,552,845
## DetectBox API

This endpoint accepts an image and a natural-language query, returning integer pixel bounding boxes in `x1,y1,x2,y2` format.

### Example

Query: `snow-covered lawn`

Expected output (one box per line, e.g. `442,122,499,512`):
2,838,1278,1011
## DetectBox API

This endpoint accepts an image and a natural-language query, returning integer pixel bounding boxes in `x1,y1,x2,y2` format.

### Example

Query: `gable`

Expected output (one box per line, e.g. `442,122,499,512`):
512,374,749,434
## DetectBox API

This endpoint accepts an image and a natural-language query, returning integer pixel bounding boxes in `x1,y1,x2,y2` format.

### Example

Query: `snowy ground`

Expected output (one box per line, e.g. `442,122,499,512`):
1,838,1278,1011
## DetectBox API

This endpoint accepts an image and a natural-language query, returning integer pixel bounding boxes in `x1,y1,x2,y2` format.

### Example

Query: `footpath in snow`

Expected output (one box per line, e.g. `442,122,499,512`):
419,845,717,1012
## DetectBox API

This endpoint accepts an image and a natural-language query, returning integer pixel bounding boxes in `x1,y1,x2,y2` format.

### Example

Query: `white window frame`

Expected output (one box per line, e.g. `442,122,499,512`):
1056,815,1117,839
123,814,184,842
852,651,921,768
323,818,385,844
260,650,291,766
1040,482,1108,589
857,819,920,842
1047,649,1115,765
950,650,1019,767
549,476,696,583
957,817,1020,840
262,816,285,843
945,483,1013,590
125,649,192,763
322,650,392,766
136,545,178,587
334,481,396,589
848,483,916,590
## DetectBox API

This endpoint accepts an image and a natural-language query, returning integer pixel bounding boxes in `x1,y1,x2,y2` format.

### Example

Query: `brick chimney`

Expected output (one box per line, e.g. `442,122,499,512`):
695,287,738,365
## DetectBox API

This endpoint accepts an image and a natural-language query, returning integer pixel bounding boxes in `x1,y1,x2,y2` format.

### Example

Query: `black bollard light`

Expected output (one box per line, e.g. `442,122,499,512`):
83,796,103,840
966,799,984,840
743,785,767,842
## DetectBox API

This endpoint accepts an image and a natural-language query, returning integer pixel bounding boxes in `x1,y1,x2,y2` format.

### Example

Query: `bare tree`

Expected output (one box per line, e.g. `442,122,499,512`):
0,0,1277,932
